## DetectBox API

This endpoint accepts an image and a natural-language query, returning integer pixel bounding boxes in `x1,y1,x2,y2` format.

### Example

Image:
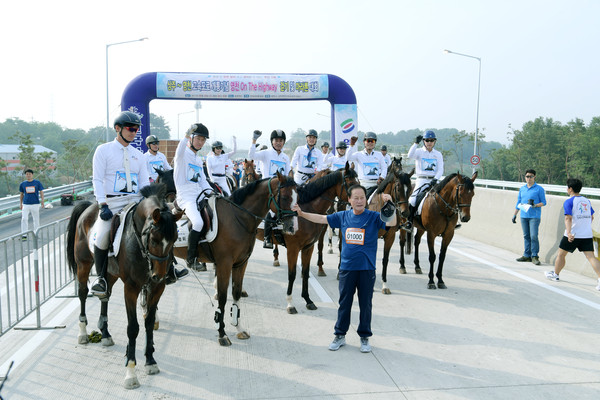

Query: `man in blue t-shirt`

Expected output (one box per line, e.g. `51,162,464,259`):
545,178,600,290
19,169,45,239
293,185,396,353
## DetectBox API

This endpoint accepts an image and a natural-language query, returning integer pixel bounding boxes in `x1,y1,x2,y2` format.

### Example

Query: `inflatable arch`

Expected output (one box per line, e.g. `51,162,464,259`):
120,72,357,152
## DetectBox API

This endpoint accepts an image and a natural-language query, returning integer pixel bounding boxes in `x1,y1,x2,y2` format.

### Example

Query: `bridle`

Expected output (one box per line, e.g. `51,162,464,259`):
266,176,298,225
433,177,472,220
131,206,171,275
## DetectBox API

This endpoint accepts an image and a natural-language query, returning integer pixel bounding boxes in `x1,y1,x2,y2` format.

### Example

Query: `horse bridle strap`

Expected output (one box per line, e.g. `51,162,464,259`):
434,182,471,219
131,207,171,265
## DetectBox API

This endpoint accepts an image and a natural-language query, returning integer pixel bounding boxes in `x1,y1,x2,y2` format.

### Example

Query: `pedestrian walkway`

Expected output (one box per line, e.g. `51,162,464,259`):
1,234,600,399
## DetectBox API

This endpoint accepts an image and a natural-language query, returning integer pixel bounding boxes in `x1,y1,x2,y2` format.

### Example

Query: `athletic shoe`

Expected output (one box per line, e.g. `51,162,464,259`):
531,257,541,266
545,271,559,281
516,256,532,262
360,337,372,353
328,335,346,351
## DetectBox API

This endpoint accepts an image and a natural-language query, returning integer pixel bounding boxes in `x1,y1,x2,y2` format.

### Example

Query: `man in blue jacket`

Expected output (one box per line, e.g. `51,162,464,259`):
512,169,547,265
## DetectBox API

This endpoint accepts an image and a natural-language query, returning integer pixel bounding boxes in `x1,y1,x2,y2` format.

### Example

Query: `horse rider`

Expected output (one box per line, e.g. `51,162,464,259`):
330,141,349,171
346,132,388,200
402,130,444,230
206,137,237,196
290,129,327,186
380,145,391,168
90,111,150,296
320,141,333,169
248,129,291,249
174,123,213,271
143,135,172,183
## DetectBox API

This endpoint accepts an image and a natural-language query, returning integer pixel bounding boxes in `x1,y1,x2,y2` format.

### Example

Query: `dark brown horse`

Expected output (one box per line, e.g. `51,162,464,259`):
256,164,358,314
66,183,180,389
413,172,477,289
368,158,414,294
241,159,261,186
171,172,299,345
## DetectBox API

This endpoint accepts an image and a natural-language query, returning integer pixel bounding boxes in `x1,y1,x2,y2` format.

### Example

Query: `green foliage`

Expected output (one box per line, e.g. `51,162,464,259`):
150,114,171,139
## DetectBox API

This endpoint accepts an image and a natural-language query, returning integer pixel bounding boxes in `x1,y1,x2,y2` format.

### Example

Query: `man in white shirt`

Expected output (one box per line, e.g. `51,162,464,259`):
90,111,150,296
248,129,291,248
381,145,391,169
320,142,333,169
346,132,387,198
403,130,444,230
206,137,237,196
290,129,326,185
330,141,349,171
174,123,213,271
144,135,173,183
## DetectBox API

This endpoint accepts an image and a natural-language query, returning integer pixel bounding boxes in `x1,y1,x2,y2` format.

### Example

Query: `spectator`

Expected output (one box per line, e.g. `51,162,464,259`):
545,178,600,290
19,169,45,239
513,169,547,265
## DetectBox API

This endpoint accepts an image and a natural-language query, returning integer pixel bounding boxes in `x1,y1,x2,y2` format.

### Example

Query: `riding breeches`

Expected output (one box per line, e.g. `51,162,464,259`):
409,179,432,207
177,195,204,233
212,176,231,196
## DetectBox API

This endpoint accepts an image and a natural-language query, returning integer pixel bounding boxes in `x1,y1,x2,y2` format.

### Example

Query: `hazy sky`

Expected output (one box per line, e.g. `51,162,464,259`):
1,0,598,150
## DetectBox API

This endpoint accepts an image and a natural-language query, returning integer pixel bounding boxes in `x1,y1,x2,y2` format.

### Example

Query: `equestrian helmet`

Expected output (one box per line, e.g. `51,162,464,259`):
380,201,396,223
424,130,436,140
114,111,142,128
336,141,348,149
145,135,159,146
211,140,223,149
381,145,387,151
270,129,286,142
306,129,318,138
187,123,209,138
321,142,330,148
364,132,377,141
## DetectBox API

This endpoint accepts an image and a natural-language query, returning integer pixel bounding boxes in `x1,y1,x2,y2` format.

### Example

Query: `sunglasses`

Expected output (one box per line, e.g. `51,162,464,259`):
525,175,535,178
365,139,376,143
214,147,223,150
123,125,139,133
424,139,436,143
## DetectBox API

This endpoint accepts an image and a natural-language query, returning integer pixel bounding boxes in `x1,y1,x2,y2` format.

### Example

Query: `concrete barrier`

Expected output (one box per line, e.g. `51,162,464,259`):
459,187,600,278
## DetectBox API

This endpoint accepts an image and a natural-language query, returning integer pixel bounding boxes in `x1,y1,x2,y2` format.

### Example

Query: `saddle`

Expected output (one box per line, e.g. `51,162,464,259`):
414,183,435,215
172,195,219,247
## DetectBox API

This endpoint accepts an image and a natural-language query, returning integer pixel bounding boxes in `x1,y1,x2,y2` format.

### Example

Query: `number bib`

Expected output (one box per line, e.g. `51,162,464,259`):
345,227,365,245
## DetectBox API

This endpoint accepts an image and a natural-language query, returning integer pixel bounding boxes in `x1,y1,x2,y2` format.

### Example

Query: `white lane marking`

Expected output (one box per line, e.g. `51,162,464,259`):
308,271,333,303
448,247,600,311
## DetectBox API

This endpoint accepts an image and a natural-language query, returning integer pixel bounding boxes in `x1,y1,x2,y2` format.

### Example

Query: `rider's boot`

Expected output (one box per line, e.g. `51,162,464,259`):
165,258,189,285
401,205,415,232
91,246,109,297
187,230,206,271
263,220,274,249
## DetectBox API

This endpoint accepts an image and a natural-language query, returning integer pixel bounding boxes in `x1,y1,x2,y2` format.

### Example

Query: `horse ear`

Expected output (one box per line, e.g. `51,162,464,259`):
471,171,478,182
345,161,350,171
408,168,415,177
152,208,161,224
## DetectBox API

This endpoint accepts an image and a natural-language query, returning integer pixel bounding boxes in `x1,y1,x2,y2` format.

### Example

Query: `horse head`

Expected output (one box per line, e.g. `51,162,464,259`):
270,171,299,235
456,171,477,223
340,162,359,206
392,167,414,218
155,169,176,203
242,159,260,186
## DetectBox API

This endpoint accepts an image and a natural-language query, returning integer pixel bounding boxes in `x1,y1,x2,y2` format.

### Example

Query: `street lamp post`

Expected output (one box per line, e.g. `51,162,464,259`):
444,49,481,167
106,37,148,142
177,111,195,140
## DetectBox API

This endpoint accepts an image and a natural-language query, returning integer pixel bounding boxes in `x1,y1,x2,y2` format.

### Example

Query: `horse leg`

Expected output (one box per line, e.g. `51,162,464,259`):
317,228,327,277
98,275,117,346
286,248,299,314
144,284,165,376
231,263,250,340
327,226,334,254
123,284,141,389
336,230,342,280
436,232,454,289
273,245,280,267
426,232,437,290
398,230,407,275
301,246,317,310
414,229,423,275
381,232,394,295
215,266,233,346
76,262,91,344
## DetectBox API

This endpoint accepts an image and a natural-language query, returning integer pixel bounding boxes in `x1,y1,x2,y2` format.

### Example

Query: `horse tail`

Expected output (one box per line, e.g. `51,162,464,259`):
66,200,93,275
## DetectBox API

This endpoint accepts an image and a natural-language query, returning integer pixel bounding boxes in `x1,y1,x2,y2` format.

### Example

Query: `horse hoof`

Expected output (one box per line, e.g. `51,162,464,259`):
241,291,249,298
273,260,280,267
145,364,160,375
154,321,159,330
427,283,437,290
382,288,392,295
78,334,89,344
327,249,333,254
438,283,447,289
317,269,327,277
102,337,115,346
237,331,250,340
123,377,140,390
219,336,232,346
415,267,423,275
287,306,298,314
306,303,317,311
399,267,406,275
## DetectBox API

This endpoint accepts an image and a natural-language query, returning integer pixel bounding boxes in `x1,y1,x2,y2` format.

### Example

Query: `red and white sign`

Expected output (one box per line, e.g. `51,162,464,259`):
470,155,481,166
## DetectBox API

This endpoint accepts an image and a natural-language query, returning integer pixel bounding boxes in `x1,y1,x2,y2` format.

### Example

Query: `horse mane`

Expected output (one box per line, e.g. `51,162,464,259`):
140,182,167,201
377,166,411,193
298,170,345,204
434,173,474,192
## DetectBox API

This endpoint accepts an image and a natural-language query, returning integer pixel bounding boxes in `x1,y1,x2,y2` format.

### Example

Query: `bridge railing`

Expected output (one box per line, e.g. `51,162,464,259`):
0,217,74,337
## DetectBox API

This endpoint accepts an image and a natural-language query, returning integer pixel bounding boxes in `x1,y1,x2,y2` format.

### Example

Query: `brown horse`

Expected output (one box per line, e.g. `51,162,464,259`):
256,163,359,314
66,183,180,389
171,172,299,345
367,158,414,294
413,172,477,289
241,159,261,186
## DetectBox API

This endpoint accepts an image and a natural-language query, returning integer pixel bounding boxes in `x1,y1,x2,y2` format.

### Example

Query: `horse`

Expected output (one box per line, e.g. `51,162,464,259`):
241,159,261,187
170,172,299,345
412,172,477,289
256,163,359,314
366,158,414,294
66,183,180,389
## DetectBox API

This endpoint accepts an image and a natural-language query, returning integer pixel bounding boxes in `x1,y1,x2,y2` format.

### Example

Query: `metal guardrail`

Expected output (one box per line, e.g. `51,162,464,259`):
473,178,600,198
0,180,93,217
0,218,73,336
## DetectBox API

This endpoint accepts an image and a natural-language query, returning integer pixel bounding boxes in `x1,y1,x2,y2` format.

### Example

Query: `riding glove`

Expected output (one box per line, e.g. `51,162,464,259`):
253,130,262,140
415,135,423,144
512,215,517,224
100,204,113,221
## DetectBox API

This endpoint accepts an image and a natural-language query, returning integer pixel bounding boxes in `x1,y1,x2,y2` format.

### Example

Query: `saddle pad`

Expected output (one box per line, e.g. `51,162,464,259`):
88,202,137,257
174,195,219,247
416,192,431,216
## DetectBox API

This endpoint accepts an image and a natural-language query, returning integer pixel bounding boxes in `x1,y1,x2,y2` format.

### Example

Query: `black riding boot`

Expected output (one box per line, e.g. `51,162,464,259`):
263,220,274,249
165,258,189,285
91,246,109,296
402,205,416,231
187,230,206,271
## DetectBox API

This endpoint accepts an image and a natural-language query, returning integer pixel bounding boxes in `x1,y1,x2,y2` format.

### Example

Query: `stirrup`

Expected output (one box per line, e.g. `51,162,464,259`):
90,277,108,296
263,239,273,249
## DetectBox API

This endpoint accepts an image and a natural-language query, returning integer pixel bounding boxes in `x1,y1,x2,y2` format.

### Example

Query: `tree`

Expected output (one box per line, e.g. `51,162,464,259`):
150,113,171,139
9,131,56,182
